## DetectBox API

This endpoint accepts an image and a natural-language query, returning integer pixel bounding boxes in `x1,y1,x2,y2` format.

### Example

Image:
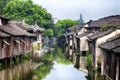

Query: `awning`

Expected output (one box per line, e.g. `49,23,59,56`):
15,40,20,44
21,39,26,43
2,40,10,45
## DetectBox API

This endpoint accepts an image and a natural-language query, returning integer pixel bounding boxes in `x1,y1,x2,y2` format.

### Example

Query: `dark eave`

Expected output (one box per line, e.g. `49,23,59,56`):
113,47,120,53
76,32,90,39
0,15,10,20
0,30,10,37
66,32,75,36
99,37,120,50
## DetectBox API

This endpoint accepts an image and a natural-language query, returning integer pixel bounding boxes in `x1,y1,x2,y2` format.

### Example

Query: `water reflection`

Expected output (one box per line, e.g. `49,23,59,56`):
32,60,53,80
64,46,104,80
0,60,34,80
33,47,87,80
44,61,87,80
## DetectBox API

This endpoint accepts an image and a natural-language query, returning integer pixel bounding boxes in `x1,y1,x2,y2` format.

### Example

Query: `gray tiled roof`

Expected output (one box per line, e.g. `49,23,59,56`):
67,24,83,32
31,24,45,32
0,22,35,36
9,20,45,32
88,29,115,40
99,35,120,53
89,15,120,27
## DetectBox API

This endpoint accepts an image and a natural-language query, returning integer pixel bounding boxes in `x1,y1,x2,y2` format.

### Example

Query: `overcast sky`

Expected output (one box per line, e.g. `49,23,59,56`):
32,0,120,22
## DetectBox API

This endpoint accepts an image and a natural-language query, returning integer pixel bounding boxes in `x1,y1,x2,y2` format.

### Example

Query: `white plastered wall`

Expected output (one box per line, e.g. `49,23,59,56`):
80,33,92,51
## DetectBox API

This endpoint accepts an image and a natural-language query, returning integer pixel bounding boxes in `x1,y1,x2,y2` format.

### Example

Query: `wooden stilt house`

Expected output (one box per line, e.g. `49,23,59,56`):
0,16,12,60
0,15,35,60
66,32,75,59
76,32,90,55
88,29,120,75
75,32,90,71
99,35,120,80
14,21,45,50
87,15,120,72
0,30,11,59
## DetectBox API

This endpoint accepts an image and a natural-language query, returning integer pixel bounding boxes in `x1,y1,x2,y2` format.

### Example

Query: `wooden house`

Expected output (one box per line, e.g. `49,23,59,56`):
31,23,45,50
0,30,11,60
76,32,90,55
0,16,12,60
0,15,34,61
88,29,114,65
12,20,36,52
99,35,120,80
2,21,34,55
14,21,45,50
74,32,91,72
87,15,120,71
88,29,120,75
60,31,76,60
66,32,75,60
66,20,101,54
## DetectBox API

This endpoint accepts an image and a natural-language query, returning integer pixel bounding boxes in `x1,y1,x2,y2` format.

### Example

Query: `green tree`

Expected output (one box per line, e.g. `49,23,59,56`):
2,0,52,29
101,24,120,31
0,0,9,14
43,29,54,37
101,25,109,31
54,19,78,37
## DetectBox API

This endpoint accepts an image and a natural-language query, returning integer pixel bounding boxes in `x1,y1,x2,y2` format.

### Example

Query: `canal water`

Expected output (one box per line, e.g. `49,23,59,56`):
0,47,87,80
43,61,87,80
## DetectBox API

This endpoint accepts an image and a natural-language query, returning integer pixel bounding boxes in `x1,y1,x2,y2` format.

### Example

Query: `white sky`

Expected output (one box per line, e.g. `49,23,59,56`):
32,0,120,22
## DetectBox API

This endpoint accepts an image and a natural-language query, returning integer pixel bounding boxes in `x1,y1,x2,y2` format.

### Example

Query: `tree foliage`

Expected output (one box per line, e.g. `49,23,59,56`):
2,0,53,29
101,24,120,31
43,29,54,37
0,0,11,14
54,19,78,37
1,0,78,37
101,25,109,31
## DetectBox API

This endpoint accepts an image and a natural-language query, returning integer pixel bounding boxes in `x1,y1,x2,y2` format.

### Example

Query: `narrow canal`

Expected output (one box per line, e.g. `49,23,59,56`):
43,61,87,80
0,47,87,80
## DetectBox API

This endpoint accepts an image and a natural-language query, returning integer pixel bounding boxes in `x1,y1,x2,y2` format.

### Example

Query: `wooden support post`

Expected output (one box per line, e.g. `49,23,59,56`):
75,54,80,68
0,59,2,64
9,57,12,67
6,58,10,65
2,59,5,66
19,55,22,62
13,56,17,64
116,57,119,80
5,58,8,66
72,53,76,64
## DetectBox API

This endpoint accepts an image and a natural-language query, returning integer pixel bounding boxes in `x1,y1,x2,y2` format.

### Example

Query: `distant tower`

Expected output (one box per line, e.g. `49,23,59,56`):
79,13,84,24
